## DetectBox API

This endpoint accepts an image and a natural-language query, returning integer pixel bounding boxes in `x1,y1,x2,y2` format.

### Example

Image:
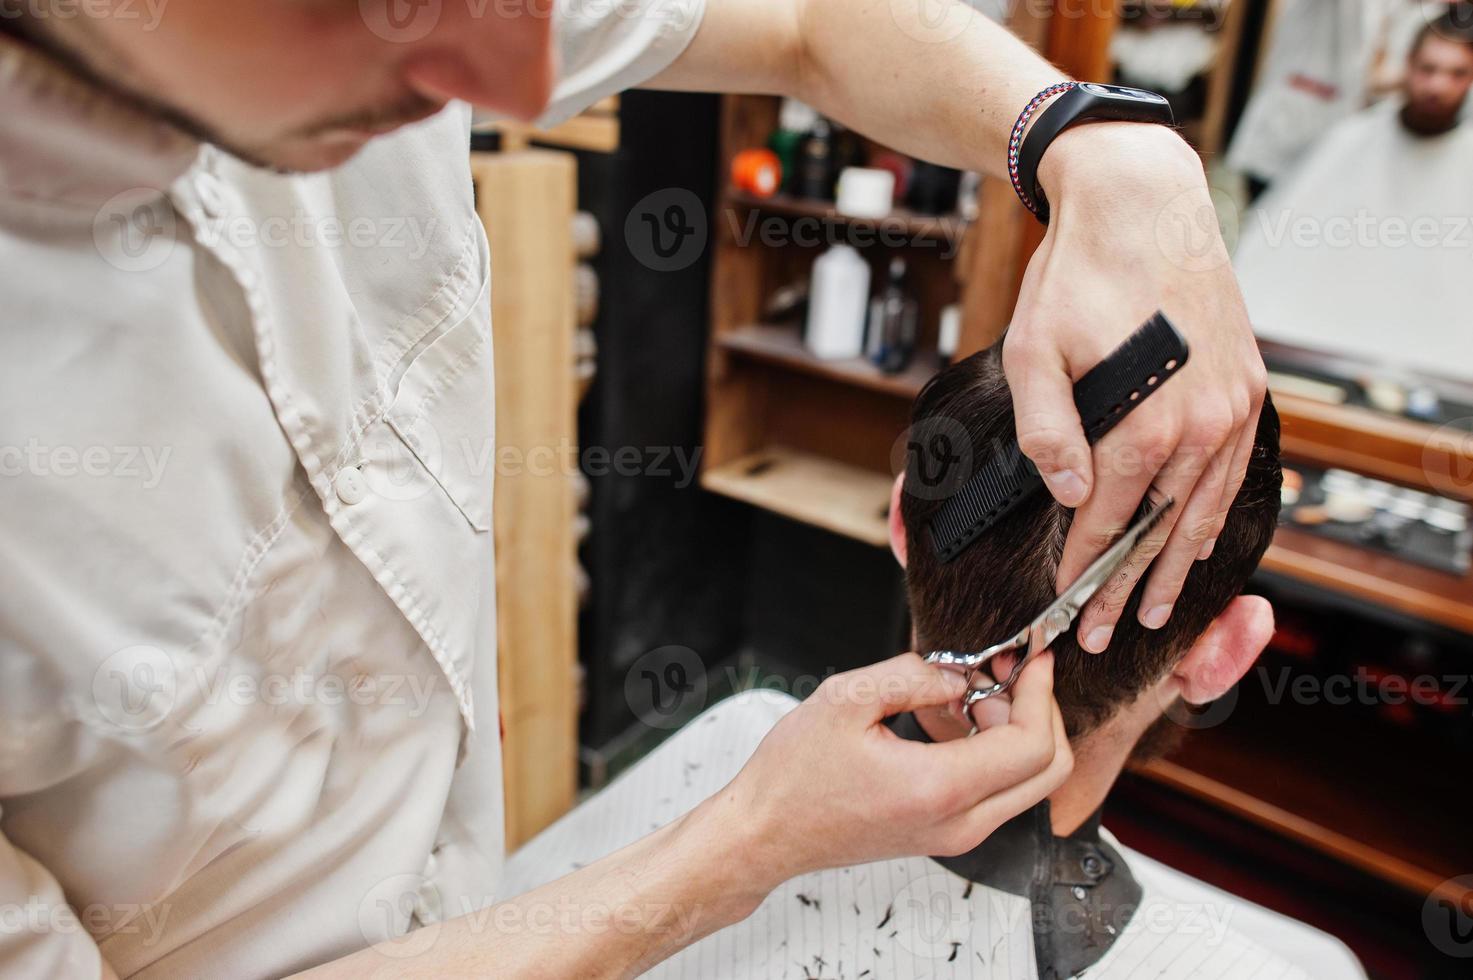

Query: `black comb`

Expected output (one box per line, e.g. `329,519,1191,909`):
926,311,1189,563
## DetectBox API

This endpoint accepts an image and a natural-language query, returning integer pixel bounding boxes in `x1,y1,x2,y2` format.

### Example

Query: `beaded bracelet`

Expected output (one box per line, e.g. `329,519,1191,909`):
1007,81,1078,218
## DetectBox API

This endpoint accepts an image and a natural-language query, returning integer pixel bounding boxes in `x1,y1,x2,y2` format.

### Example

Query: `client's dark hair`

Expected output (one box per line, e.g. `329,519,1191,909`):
901,347,1282,738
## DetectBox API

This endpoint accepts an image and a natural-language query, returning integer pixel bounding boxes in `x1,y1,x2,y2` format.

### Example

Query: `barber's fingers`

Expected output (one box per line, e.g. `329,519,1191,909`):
926,653,1060,801
1201,402,1261,560
820,653,968,725
955,703,1073,850
1137,392,1258,625
1135,439,1239,624
1061,453,1178,653
1005,341,1092,509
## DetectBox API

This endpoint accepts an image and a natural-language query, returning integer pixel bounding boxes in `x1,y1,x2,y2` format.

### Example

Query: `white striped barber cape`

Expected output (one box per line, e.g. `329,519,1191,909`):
502,692,1363,979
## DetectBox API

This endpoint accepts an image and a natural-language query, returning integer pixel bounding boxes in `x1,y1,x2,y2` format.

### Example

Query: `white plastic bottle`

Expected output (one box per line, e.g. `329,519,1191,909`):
805,243,870,360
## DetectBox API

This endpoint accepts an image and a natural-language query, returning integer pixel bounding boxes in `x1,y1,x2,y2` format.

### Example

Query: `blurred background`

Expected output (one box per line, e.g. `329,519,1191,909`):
468,2,1473,976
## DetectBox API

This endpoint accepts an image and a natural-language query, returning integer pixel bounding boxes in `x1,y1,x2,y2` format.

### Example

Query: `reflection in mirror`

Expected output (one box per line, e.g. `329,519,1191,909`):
1112,1,1473,417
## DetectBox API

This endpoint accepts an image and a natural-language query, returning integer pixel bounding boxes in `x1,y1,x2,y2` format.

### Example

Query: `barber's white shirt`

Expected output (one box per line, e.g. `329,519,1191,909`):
0,3,702,976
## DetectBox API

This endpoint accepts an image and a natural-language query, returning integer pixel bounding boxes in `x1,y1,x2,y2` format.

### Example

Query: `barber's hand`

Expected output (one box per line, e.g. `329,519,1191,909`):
1003,124,1267,653
720,652,1070,889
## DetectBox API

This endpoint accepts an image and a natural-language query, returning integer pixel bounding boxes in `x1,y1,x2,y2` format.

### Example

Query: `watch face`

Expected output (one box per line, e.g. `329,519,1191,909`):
1082,82,1168,104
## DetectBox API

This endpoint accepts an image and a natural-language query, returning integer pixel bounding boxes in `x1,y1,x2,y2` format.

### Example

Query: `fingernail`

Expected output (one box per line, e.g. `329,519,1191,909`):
1198,538,1216,560
1043,469,1087,507
1142,604,1173,629
1085,626,1113,652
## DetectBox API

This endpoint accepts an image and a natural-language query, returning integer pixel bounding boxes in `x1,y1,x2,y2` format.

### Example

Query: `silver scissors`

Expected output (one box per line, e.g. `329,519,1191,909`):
925,496,1175,715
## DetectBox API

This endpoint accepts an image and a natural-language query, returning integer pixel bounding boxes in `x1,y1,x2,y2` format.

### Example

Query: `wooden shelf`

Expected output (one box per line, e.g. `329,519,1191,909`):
1274,390,1473,504
717,324,941,400
1131,702,1473,905
725,190,966,244
1262,525,1473,636
701,447,892,548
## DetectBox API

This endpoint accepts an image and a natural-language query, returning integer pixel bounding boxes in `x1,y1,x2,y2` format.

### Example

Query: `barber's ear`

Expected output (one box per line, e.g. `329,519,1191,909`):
1171,595,1275,704
889,473,908,568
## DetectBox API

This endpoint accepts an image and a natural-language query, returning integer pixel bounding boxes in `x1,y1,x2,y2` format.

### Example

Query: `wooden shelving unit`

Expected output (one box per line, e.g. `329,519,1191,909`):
717,324,940,401
725,190,968,242
1261,386,1473,635
700,5,1056,548
471,150,580,849
1131,677,1473,908
703,447,892,548
701,90,978,537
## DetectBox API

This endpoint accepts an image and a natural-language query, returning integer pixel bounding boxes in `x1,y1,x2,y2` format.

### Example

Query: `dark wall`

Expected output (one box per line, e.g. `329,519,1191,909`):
573,92,910,752
574,92,747,747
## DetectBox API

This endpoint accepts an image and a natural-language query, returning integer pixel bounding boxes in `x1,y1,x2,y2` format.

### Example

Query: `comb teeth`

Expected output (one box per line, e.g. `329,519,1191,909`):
928,312,1189,563
927,445,1040,563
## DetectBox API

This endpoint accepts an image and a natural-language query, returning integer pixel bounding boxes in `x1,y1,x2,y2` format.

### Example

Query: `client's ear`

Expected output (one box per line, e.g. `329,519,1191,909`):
888,473,908,568
1170,595,1275,704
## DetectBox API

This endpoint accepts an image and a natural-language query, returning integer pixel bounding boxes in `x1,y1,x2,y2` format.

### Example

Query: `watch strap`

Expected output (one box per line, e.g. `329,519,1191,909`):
1013,83,1176,224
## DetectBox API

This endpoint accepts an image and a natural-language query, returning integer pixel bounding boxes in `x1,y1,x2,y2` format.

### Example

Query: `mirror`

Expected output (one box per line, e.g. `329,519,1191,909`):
1110,0,1473,424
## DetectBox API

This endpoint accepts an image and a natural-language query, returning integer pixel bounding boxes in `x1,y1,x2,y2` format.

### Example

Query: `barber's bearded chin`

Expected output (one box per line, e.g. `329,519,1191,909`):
148,96,449,173
1400,96,1466,137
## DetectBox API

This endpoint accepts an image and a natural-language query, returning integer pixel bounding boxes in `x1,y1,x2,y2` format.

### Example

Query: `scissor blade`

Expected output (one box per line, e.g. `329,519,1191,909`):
1030,496,1176,651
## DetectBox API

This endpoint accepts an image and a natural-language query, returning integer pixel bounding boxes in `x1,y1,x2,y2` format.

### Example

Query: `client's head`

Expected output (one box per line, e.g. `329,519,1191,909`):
891,346,1282,753
1403,10,1473,135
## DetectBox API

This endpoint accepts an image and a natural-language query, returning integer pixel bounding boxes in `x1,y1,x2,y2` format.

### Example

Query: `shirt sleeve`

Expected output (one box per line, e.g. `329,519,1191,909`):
533,0,708,126
0,823,102,979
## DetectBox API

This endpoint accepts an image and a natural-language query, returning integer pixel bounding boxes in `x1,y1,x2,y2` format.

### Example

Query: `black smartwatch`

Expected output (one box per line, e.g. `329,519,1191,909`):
1011,82,1176,224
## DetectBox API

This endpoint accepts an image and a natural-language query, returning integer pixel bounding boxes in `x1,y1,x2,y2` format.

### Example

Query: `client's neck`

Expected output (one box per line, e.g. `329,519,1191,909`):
1048,697,1163,836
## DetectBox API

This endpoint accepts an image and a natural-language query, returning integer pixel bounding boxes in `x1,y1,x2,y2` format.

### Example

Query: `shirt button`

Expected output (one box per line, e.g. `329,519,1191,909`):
335,466,368,505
